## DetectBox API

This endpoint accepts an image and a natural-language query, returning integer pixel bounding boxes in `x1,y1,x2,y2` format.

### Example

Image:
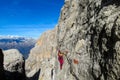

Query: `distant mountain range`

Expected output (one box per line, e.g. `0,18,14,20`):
0,36,36,58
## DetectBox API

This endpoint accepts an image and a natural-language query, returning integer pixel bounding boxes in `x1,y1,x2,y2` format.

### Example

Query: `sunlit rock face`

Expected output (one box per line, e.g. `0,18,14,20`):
3,49,26,80
25,28,57,80
26,0,120,80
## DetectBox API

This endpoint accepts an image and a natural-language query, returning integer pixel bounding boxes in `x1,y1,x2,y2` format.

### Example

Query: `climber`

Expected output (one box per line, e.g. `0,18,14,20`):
58,50,64,70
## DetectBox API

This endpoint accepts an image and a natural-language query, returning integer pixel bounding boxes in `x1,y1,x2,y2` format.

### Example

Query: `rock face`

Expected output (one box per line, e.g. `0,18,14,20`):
56,0,120,80
26,0,120,80
26,28,57,80
3,49,26,80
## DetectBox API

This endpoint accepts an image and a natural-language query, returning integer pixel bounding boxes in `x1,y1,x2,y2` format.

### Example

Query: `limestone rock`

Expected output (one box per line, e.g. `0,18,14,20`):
25,28,57,80
56,0,120,80
3,49,26,80
26,0,120,80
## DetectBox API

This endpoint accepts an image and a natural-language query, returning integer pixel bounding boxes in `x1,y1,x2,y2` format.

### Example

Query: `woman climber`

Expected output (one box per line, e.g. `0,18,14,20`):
58,50,64,70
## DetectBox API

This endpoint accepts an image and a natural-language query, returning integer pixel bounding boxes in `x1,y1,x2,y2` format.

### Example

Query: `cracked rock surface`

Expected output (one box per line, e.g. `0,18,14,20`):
26,0,120,80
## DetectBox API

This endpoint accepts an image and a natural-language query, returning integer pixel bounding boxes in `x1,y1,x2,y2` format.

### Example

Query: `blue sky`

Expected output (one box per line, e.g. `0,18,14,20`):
0,0,64,39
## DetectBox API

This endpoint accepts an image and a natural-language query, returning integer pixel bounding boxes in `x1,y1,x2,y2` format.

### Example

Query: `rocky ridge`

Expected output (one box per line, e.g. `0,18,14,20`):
0,36,36,58
25,28,57,80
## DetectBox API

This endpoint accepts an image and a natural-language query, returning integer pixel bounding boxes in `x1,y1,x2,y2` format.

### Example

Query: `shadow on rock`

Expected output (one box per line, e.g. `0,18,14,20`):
0,49,5,80
5,70,26,80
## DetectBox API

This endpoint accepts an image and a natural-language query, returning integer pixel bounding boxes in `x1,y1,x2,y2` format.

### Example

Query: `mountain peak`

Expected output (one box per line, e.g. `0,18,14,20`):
0,35,36,58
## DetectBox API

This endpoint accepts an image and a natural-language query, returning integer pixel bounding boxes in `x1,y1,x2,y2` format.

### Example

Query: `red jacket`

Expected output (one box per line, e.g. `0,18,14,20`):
58,51,64,64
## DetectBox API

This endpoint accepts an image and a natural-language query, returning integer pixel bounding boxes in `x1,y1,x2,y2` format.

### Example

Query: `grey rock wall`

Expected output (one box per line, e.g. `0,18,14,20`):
56,0,120,80
26,0,120,80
